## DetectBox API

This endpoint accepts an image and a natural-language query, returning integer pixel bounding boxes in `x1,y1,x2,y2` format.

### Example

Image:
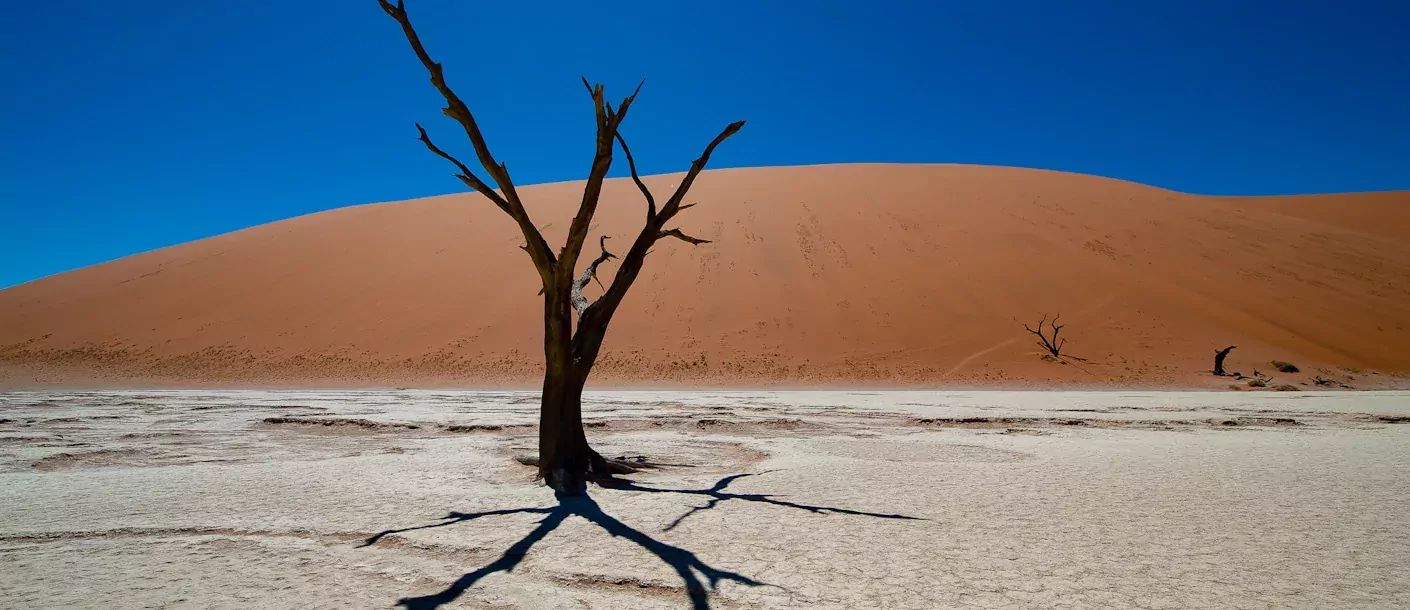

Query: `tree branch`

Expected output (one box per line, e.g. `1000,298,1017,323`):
657,120,746,223
377,0,519,203
560,79,646,279
415,124,509,214
1023,314,1067,358
570,236,616,321
613,129,656,219
658,228,712,245
571,119,744,368
1021,314,1046,338
378,0,555,270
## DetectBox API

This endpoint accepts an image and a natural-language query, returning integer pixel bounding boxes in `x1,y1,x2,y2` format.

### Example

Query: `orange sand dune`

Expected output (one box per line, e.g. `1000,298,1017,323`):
2,164,1408,389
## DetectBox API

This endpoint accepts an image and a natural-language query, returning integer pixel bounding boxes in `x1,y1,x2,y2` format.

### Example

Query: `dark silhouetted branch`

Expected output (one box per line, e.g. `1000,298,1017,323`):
378,0,554,271
414,124,509,214
377,0,520,203
587,122,745,327
560,79,646,277
657,121,746,223
613,129,656,219
659,228,712,245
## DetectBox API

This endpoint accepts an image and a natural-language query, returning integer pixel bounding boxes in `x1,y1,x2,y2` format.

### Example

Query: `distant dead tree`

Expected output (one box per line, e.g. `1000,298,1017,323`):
1023,314,1068,359
1213,345,1237,376
377,0,744,495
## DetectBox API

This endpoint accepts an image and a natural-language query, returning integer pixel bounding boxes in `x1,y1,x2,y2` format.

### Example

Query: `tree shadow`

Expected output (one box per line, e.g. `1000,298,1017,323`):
362,471,924,609
603,471,924,532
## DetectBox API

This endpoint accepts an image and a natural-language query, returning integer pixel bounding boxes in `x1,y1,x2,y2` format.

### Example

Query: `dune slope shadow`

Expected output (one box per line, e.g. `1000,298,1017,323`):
361,473,923,609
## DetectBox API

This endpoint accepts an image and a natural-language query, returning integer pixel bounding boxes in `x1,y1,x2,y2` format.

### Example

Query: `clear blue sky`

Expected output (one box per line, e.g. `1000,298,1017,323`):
2,1,1407,288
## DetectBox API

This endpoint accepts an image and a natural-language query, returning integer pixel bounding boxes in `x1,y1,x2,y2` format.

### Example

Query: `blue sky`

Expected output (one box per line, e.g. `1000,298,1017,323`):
2,0,1407,288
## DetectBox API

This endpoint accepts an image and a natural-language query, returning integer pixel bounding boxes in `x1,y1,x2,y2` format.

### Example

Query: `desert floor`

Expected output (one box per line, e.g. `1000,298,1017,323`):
3,390,1409,609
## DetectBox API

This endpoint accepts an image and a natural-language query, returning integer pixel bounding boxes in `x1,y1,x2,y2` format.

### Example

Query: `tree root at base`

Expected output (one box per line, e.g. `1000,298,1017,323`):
514,453,691,475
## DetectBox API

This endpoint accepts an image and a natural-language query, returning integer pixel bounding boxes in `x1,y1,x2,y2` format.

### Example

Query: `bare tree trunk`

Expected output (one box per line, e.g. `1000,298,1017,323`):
1214,345,1237,376
538,369,591,495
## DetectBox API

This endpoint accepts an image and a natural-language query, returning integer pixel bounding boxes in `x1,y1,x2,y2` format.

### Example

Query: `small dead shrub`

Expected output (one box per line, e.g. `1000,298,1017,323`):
1272,384,1300,392
1024,314,1068,359
1271,360,1300,373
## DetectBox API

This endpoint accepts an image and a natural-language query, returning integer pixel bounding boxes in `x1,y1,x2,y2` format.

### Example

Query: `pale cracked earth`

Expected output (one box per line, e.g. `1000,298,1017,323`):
2,390,1409,609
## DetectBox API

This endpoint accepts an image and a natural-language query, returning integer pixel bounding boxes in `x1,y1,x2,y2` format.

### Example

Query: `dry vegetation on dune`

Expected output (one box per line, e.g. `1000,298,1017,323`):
1,165,1409,389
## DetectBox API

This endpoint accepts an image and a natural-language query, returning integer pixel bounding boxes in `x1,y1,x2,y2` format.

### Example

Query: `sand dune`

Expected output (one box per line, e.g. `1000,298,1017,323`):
2,164,1408,388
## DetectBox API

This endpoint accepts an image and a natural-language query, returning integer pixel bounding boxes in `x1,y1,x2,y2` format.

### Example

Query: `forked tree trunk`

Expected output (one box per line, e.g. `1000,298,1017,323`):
378,0,743,496
538,288,604,494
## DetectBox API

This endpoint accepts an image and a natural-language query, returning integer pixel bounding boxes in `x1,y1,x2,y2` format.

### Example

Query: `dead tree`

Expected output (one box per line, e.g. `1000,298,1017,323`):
1023,314,1067,359
378,0,744,496
1213,345,1237,376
